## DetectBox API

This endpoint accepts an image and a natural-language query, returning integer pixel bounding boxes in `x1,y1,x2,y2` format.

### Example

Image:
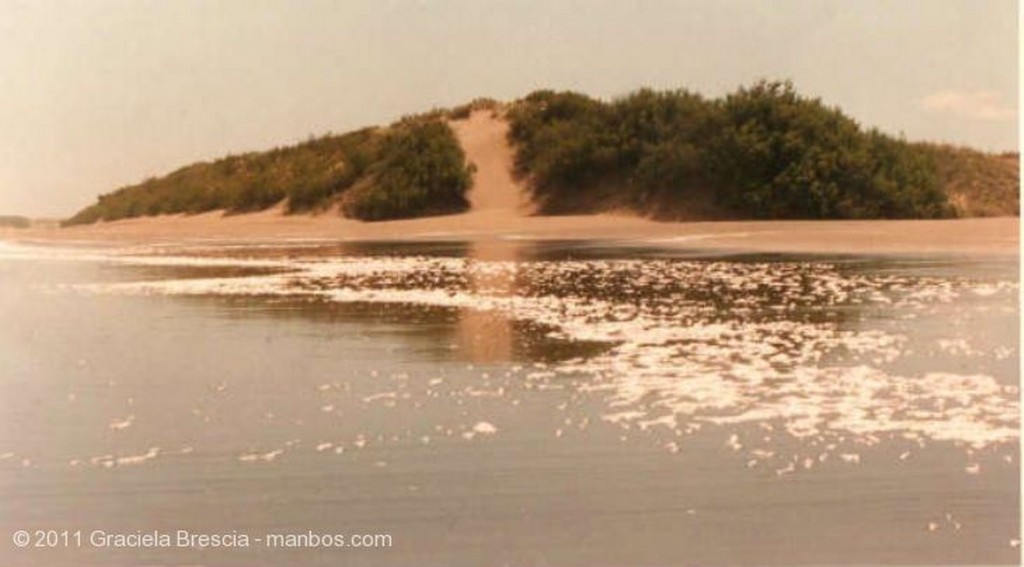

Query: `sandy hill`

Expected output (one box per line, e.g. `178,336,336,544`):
450,110,532,215
41,84,1021,253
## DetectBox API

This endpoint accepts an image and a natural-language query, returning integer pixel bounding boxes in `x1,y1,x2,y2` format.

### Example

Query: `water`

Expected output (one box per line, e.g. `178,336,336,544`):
0,239,1018,566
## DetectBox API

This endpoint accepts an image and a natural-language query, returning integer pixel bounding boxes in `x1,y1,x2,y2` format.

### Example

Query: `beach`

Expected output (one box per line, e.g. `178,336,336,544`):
0,235,1018,566
2,3,1019,565
5,212,1018,256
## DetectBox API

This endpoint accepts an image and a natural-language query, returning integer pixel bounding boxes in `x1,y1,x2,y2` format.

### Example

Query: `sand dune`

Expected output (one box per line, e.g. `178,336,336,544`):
450,110,533,214
3,112,1019,255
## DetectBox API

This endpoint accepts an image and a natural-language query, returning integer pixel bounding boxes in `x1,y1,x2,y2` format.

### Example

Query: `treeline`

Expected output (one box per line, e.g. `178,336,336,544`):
507,81,955,219
64,114,473,225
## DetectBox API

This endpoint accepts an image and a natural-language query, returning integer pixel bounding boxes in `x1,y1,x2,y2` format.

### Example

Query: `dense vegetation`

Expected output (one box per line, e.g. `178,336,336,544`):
915,144,1019,217
64,81,1017,226
341,118,472,220
64,115,472,225
507,81,958,219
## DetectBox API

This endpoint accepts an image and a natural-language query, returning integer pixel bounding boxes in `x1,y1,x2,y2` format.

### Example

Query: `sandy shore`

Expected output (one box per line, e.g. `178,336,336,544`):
3,111,1019,256
3,210,1018,256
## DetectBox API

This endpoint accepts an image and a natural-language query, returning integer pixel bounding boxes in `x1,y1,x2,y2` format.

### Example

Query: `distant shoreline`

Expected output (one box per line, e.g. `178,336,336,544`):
62,88,1020,229
4,212,1018,257
8,107,1019,258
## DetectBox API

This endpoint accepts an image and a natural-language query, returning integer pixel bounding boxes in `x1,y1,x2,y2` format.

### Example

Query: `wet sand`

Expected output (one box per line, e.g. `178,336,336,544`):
0,240,1018,565
5,212,1019,256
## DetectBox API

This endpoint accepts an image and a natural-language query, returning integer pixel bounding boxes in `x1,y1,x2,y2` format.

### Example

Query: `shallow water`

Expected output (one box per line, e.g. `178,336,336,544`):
0,239,1018,566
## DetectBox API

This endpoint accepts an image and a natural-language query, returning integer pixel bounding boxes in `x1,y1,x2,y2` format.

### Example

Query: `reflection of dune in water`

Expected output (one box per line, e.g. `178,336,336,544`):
458,242,520,362
57,244,1020,456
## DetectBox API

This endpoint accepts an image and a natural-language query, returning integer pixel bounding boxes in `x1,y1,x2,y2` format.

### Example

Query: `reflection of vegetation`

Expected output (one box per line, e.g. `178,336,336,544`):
171,293,605,364
64,115,472,225
0,215,30,229
508,81,1011,219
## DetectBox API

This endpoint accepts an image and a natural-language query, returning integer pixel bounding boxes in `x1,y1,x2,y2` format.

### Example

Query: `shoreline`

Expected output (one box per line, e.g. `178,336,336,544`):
2,211,1019,257
17,111,1018,258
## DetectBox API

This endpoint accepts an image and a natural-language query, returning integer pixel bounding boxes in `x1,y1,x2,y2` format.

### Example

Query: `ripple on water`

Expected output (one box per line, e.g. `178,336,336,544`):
67,250,1019,460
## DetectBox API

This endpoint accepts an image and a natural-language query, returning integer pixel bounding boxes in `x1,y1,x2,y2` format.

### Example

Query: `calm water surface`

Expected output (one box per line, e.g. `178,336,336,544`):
0,239,1018,566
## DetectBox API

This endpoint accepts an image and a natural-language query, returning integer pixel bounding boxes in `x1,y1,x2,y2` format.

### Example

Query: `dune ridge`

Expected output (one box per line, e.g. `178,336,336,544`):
4,110,1019,255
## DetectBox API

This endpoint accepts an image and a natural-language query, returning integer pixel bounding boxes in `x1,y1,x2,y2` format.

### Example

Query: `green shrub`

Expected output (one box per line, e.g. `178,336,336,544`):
343,119,472,221
285,128,378,213
914,143,1018,217
64,111,477,226
449,98,503,120
507,81,956,219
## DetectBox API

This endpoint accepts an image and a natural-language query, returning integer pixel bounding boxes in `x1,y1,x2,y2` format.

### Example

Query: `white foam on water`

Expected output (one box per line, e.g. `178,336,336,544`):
48,246,1021,457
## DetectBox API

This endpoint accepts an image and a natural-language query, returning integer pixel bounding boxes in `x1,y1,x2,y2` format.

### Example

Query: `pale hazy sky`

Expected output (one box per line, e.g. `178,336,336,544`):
0,0,1018,217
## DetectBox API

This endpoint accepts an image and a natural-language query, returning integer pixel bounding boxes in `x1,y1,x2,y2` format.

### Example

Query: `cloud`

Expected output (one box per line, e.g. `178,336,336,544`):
917,90,1017,122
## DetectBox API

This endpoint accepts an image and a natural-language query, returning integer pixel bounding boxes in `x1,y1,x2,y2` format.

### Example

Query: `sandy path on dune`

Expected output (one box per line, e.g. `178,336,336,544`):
450,110,533,214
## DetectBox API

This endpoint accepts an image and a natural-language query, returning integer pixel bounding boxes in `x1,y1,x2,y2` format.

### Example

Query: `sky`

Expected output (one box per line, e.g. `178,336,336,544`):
0,0,1018,217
